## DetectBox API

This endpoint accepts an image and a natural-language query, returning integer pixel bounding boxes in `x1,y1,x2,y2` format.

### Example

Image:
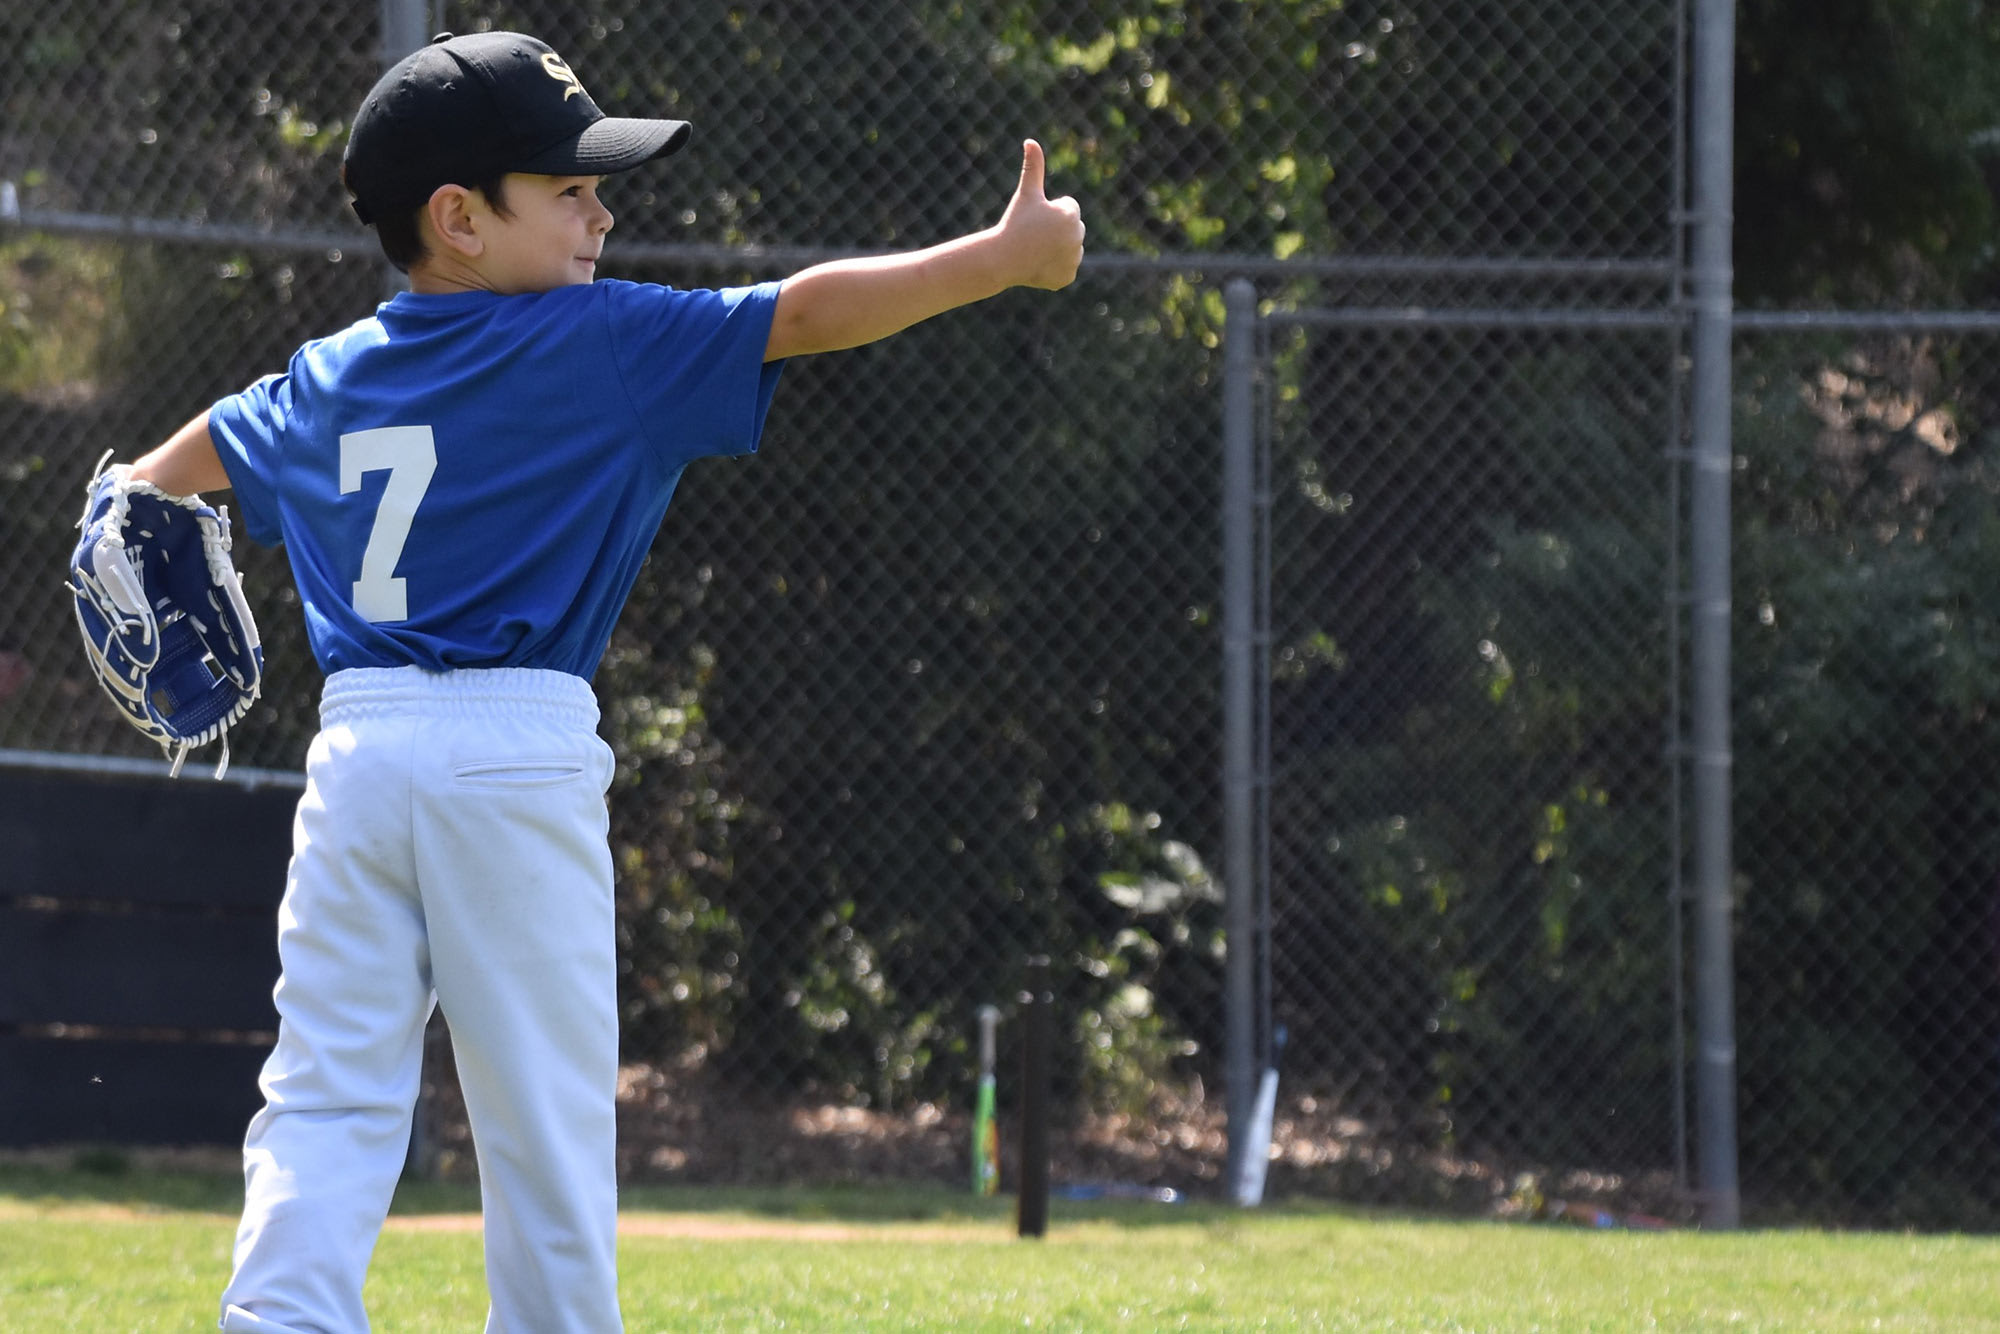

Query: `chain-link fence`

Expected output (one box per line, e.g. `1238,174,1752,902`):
1245,302,1686,1214
5,1,1997,1227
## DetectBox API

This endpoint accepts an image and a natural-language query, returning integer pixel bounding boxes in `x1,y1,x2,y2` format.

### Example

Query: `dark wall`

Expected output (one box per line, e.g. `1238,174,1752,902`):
0,764,295,1145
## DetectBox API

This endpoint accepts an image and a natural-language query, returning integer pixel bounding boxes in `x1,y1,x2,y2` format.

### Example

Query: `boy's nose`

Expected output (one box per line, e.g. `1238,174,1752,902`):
594,200,614,235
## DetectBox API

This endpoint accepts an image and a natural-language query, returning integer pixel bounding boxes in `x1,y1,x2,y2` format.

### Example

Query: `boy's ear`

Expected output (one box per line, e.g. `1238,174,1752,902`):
424,184,485,258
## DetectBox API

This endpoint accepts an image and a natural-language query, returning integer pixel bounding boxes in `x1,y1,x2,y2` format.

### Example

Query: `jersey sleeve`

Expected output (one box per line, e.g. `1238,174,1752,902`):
206,371,292,548
600,280,786,468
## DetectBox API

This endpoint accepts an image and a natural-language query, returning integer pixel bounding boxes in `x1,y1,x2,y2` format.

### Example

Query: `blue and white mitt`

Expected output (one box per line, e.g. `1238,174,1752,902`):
69,457,263,777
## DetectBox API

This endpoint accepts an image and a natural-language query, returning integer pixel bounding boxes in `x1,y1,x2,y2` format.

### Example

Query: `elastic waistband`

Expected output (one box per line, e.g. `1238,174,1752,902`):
320,666,599,730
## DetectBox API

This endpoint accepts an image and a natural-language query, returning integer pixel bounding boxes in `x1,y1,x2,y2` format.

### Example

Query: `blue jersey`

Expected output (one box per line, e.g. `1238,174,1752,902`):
209,279,784,679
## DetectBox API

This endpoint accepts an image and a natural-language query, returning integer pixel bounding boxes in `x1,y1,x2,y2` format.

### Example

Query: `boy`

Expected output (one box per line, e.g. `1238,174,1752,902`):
123,30,1082,1333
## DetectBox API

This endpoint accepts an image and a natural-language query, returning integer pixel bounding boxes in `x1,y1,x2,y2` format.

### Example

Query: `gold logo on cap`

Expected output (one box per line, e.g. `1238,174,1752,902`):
541,52,585,100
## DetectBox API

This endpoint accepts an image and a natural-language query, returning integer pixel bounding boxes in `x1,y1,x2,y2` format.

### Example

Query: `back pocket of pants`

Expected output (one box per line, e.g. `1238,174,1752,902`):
452,758,589,789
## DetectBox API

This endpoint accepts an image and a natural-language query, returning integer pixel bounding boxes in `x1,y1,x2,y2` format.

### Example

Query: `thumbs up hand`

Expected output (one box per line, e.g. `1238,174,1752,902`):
761,137,1085,359
994,139,1085,291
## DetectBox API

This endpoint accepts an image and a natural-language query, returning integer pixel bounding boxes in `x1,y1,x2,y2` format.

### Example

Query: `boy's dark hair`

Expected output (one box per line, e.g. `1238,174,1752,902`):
371,175,512,273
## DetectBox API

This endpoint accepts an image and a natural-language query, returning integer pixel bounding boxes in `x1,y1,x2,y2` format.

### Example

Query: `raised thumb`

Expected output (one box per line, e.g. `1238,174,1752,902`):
1017,139,1047,200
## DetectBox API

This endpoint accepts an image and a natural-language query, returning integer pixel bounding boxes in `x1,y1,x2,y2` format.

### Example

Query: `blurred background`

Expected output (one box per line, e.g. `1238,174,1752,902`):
5,0,2000,1227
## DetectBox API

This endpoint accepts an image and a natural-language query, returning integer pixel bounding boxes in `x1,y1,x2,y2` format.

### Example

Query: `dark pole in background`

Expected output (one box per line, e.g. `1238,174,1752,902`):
378,0,426,66
1688,0,1742,1229
1220,277,1259,1193
377,0,428,303
1015,956,1051,1238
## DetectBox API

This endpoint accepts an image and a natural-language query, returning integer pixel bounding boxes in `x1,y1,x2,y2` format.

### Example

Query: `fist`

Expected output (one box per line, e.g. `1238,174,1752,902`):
997,139,1085,291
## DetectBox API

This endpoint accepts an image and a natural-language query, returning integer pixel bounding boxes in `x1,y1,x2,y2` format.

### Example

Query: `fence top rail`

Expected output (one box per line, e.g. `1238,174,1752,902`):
1265,306,2000,332
0,748,306,792
1271,307,1683,331
1732,309,2000,332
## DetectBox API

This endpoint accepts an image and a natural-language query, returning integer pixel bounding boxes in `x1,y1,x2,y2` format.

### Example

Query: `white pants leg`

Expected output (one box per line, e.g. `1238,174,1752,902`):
413,674,620,1334
220,667,620,1334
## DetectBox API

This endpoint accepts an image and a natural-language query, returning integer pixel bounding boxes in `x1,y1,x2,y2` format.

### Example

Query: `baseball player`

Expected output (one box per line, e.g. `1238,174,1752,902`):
115,31,1082,1334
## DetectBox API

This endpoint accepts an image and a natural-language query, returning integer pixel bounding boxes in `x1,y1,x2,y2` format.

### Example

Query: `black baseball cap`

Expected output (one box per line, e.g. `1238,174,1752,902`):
342,31,691,225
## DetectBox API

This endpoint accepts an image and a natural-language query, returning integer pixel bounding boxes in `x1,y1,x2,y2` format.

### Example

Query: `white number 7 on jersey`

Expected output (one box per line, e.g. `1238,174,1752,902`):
339,426,437,623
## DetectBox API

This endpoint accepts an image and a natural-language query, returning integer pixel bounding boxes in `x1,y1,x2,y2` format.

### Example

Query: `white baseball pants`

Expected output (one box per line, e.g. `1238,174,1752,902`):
220,666,621,1334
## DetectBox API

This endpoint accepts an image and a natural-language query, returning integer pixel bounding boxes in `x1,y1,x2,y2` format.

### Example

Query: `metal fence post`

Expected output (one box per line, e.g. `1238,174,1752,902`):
1688,0,1741,1230
379,0,427,67
1221,277,1259,1193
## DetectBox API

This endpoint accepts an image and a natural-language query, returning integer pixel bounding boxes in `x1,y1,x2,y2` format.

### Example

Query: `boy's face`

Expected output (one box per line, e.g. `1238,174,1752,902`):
474,173,615,292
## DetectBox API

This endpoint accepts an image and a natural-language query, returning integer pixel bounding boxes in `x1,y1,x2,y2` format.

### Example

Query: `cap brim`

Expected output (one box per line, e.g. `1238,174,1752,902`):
516,117,692,176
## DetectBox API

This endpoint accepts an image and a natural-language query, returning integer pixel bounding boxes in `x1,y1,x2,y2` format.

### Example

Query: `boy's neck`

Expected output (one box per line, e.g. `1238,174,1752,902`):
404,265,582,298
406,264,494,296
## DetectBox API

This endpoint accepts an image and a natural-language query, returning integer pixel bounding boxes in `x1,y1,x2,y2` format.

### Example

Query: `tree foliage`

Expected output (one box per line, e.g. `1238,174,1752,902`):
1736,0,2000,304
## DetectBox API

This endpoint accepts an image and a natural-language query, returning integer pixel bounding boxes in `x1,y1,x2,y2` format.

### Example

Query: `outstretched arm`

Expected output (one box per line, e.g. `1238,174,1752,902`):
764,139,1084,362
129,413,231,496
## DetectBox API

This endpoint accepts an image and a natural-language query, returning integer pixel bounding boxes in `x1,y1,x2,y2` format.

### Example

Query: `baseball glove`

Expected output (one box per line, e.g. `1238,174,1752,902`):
68,456,263,778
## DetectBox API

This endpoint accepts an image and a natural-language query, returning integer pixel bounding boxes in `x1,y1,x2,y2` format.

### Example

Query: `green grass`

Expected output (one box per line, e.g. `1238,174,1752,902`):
3,1160,1998,1331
